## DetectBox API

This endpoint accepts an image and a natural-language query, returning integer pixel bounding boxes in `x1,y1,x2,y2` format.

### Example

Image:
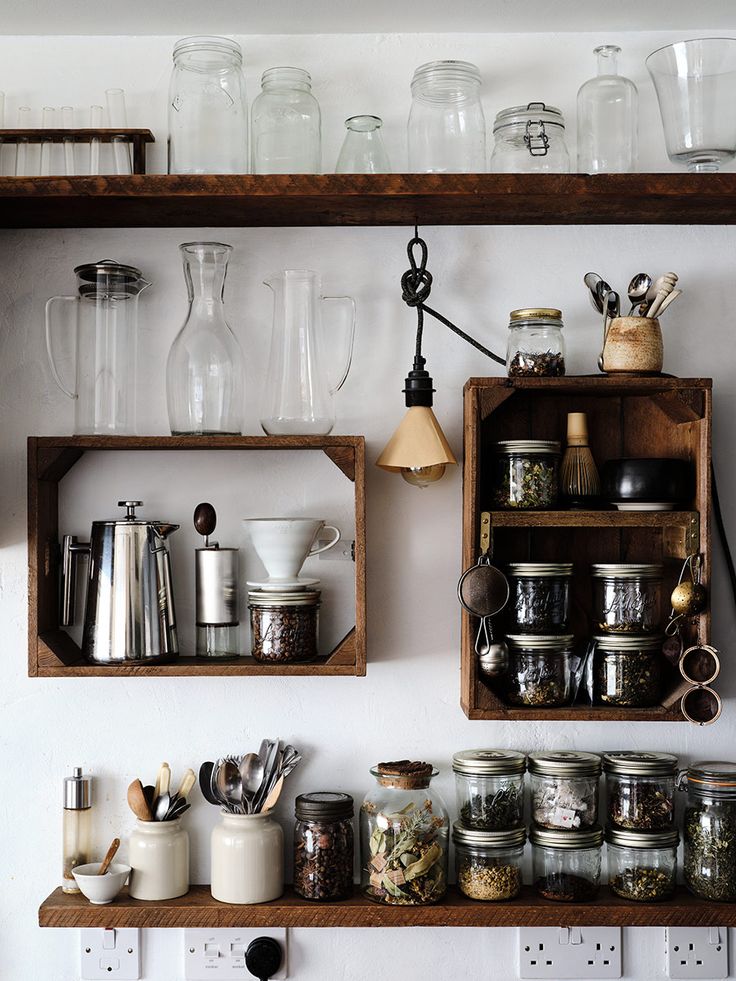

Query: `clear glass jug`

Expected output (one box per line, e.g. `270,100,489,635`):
45,259,150,435
260,270,356,436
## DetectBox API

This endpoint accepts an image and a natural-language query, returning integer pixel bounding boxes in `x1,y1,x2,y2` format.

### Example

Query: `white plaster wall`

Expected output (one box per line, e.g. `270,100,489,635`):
2,30,736,981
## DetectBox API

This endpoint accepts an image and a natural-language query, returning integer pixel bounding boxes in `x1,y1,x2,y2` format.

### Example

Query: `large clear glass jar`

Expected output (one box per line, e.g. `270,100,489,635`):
452,750,526,830
594,634,664,706
407,60,486,173
603,752,677,830
592,563,664,633
682,761,736,901
492,440,560,510
168,36,248,174
294,792,354,901
506,563,573,634
248,589,320,663
607,827,678,901
577,45,638,174
506,308,566,377
336,115,391,173
453,823,526,901
251,67,321,174
504,635,573,707
529,751,601,830
531,825,603,901
361,761,448,905
491,103,570,173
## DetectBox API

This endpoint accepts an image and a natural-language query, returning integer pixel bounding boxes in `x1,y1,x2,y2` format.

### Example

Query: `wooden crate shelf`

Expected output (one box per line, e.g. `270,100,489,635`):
28,435,366,677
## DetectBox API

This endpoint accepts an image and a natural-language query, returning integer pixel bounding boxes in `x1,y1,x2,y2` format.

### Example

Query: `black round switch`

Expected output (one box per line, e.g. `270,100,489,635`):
245,936,283,981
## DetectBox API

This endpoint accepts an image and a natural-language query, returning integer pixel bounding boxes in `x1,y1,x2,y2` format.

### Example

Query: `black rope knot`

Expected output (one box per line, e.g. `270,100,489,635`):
400,236,433,308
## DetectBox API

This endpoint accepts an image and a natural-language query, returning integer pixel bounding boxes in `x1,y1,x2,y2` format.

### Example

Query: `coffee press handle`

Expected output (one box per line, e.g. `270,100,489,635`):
60,535,91,626
322,295,356,394
45,295,78,400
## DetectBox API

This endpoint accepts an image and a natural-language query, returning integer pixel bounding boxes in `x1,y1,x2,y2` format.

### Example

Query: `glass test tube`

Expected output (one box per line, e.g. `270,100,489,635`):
106,88,131,174
40,106,55,176
89,105,103,175
15,106,31,176
61,106,75,175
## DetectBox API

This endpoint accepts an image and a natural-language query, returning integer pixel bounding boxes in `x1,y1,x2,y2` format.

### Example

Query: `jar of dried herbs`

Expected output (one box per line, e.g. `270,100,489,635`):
452,750,526,830
294,792,354,901
360,760,449,906
603,752,677,830
248,589,320,663
453,823,526,901
506,308,566,377
591,564,663,634
593,635,664,707
530,825,603,902
504,635,574,707
606,827,678,902
506,563,573,634
492,440,560,510
528,751,601,830
682,761,736,902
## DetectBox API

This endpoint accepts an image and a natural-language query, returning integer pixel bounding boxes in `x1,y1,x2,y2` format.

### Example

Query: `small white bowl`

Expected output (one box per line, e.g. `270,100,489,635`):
72,862,131,905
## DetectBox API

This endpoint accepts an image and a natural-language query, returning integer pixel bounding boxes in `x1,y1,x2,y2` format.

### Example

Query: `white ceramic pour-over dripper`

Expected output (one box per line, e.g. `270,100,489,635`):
243,518,341,582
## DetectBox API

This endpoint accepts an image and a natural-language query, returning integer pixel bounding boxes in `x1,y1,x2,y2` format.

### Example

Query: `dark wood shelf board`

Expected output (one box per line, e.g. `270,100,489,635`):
489,510,697,528
0,128,154,144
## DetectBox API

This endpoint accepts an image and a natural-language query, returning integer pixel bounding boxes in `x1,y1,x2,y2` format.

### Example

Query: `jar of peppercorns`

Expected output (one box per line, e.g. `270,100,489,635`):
294,792,354,901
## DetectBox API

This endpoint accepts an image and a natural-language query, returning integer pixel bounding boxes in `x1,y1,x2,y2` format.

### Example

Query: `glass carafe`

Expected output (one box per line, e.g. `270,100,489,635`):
166,242,245,435
336,115,391,173
260,270,356,435
577,45,638,174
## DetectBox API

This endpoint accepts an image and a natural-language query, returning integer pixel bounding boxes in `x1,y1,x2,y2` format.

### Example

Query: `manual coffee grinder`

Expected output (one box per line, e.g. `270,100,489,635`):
193,503,240,658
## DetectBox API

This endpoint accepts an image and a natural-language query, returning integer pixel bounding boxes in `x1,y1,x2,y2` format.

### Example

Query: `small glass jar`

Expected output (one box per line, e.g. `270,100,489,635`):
682,761,736,902
504,635,573,707
594,634,664,707
248,589,320,663
452,750,526,830
294,792,354,901
592,563,664,633
528,751,601,830
531,825,603,901
506,309,566,377
336,115,391,174
491,102,571,173
492,440,560,510
408,60,486,173
607,827,678,902
453,823,526,901
506,563,573,634
603,752,678,830
251,67,321,174
361,761,449,906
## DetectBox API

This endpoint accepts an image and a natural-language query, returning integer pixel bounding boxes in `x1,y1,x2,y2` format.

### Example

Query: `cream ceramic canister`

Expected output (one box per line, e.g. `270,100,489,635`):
211,811,284,904
602,316,663,374
128,818,189,901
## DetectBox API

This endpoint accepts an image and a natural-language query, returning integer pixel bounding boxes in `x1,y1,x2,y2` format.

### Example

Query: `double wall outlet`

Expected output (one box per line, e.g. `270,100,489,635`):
519,927,622,979
80,929,141,980
666,927,729,979
184,928,288,979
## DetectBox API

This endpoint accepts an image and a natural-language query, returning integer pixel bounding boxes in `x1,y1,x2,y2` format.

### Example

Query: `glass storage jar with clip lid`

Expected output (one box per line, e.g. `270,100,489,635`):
491,102,570,173
531,825,603,902
681,761,736,901
603,751,677,830
593,634,664,707
453,823,526,901
506,308,566,378
592,563,664,633
506,563,573,634
452,750,526,830
528,751,601,830
504,634,574,707
492,440,561,510
607,827,678,902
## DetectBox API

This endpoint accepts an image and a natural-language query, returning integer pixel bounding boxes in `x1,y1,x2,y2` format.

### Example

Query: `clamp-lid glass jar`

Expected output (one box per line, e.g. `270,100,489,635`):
529,751,601,830
506,309,566,377
453,823,526,901
594,634,664,707
682,760,736,901
294,792,354,901
492,440,560,510
248,589,320,663
592,563,663,633
504,635,574,707
491,102,571,173
506,563,573,634
607,827,678,902
452,750,526,830
531,825,603,901
603,751,677,830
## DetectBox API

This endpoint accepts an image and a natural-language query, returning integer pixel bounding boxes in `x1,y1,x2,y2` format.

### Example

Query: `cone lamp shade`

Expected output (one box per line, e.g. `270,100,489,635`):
376,405,457,485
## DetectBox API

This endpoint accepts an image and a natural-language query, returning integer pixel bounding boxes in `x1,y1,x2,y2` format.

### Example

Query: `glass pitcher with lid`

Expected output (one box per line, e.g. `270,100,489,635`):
45,259,150,434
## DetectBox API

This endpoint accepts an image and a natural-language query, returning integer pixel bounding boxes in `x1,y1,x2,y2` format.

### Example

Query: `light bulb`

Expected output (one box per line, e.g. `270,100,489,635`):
400,464,447,488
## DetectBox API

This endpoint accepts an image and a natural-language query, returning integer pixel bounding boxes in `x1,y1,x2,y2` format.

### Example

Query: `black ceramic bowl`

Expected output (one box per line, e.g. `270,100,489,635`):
601,458,695,506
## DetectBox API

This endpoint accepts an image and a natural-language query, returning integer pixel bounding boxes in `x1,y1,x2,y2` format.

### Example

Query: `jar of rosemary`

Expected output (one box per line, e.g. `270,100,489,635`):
603,751,677,830
504,635,574,707
452,749,526,830
593,635,664,707
453,823,526,901
606,827,678,902
682,761,736,902
492,440,560,510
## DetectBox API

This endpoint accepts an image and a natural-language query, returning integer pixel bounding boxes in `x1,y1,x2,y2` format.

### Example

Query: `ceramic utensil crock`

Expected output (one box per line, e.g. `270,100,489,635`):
211,811,284,904
128,818,189,901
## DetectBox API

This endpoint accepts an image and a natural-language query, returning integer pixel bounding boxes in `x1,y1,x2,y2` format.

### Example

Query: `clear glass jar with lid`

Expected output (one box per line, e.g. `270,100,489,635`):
452,750,526,830
248,589,320,663
528,751,601,830
251,67,321,174
361,760,448,905
506,309,566,377
506,563,573,634
407,60,486,173
594,634,664,707
531,825,603,901
491,102,571,173
682,761,736,901
592,563,664,633
607,827,678,901
603,751,677,830
504,635,574,707
294,792,354,901
453,823,526,901
492,439,561,510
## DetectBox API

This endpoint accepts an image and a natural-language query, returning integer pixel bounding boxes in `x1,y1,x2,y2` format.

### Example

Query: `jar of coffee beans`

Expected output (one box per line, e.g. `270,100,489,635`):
453,823,526,901
294,792,354,901
248,589,320,663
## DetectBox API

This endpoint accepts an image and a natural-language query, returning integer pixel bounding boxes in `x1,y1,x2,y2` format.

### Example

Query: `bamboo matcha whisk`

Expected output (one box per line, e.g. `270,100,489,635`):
560,412,600,507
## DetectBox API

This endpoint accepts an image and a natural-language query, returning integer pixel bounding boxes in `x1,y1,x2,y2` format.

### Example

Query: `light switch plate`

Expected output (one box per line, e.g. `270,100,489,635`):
80,928,141,980
666,926,729,979
184,928,288,979
519,927,622,979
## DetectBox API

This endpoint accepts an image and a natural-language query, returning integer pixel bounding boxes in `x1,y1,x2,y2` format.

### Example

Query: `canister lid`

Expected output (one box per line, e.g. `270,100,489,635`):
594,635,665,653
528,751,602,777
493,103,565,132
506,634,574,652
64,766,92,809
295,791,354,822
248,589,321,607
507,562,573,577
530,824,603,849
370,760,437,789
606,826,679,849
509,308,563,322
74,259,148,299
591,563,663,579
603,751,678,776
686,761,736,795
452,749,527,775
494,439,561,456
452,821,526,848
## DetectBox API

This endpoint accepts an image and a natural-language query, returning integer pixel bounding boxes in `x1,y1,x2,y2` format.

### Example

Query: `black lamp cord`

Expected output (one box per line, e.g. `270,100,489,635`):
711,463,736,611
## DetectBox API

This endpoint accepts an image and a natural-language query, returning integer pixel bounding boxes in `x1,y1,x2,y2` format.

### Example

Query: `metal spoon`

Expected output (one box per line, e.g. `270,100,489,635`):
216,757,244,813
239,753,264,813
627,272,651,315
599,291,620,371
198,762,219,805
595,278,613,315
584,272,604,313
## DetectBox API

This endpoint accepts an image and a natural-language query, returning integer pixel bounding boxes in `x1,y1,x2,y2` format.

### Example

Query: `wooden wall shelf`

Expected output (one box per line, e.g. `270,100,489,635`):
28,435,366,678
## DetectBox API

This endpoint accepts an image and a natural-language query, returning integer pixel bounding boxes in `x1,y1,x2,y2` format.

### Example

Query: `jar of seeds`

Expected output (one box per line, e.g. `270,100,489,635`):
294,792,354,901
452,750,526,830
453,823,526,901
248,589,320,662
682,761,736,902
591,564,663,634
528,751,601,830
505,308,566,377
530,825,603,902
607,827,678,902
492,440,560,510
506,563,573,634
504,635,574,707
593,635,664,707
603,752,677,830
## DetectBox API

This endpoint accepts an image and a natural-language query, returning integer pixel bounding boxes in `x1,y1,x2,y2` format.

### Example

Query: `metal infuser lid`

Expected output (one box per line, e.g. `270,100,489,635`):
453,821,526,848
603,751,678,776
74,259,148,299
528,750,602,777
64,766,92,809
452,749,526,775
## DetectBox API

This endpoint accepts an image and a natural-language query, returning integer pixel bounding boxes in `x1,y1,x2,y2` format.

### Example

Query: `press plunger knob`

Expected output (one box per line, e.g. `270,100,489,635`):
193,502,217,548
118,500,143,519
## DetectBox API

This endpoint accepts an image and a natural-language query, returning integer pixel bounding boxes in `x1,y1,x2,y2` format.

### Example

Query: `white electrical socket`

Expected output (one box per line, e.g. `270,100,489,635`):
80,928,141,980
184,928,288,979
519,927,622,979
666,926,729,979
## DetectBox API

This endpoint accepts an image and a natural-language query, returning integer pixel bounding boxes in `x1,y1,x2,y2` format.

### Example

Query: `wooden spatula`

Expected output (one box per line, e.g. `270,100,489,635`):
98,838,121,876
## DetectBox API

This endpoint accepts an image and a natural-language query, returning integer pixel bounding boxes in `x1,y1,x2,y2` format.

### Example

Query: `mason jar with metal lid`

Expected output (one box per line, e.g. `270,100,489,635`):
592,563,664,633
530,825,603,901
506,563,573,633
682,761,736,901
594,634,664,707
492,439,560,510
248,589,320,663
607,827,678,902
453,823,526,901
604,751,677,830
504,635,573,707
452,750,526,830
528,751,601,830
506,309,566,378
294,792,354,901
491,102,571,173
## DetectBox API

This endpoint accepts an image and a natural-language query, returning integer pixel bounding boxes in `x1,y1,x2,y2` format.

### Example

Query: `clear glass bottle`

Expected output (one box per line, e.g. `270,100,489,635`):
166,242,245,435
491,103,570,173
506,308,566,377
453,823,526,901
506,563,573,634
168,36,248,175
682,761,736,901
531,825,603,901
577,45,638,174
335,115,391,173
504,635,574,707
593,634,664,707
251,68,321,174
603,752,677,830
592,563,663,633
492,439,561,510
62,767,93,893
408,60,486,173
607,828,678,901
528,751,601,830
294,792,354,901
452,750,526,830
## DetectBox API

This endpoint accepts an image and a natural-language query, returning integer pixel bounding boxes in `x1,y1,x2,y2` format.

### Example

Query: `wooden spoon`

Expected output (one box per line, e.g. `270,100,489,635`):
127,779,152,821
261,775,284,813
98,838,121,876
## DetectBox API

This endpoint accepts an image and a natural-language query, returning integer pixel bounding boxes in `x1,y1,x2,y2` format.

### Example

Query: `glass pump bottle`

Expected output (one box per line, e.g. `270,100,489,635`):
336,115,391,173
62,767,93,893
577,45,638,174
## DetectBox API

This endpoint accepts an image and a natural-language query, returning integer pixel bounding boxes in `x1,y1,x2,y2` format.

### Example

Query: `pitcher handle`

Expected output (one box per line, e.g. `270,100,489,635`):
322,295,356,394
45,295,78,400
309,525,341,556
61,535,91,626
